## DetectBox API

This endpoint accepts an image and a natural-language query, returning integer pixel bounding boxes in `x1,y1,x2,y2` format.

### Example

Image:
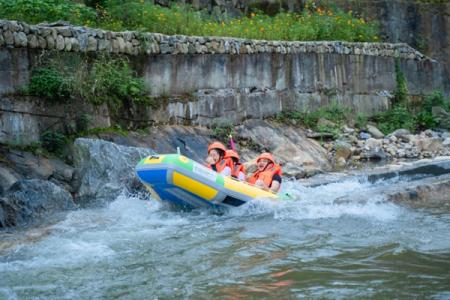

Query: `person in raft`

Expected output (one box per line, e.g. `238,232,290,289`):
247,152,282,193
225,149,246,181
205,142,233,176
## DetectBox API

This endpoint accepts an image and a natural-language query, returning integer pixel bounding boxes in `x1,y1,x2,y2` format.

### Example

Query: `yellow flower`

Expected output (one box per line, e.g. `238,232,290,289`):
259,27,265,32
251,12,256,17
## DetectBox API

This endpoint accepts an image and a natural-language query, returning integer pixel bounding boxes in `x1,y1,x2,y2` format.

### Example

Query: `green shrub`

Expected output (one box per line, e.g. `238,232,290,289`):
355,113,368,129
0,0,96,25
374,105,416,134
211,121,234,144
41,131,67,154
28,67,70,102
75,56,152,112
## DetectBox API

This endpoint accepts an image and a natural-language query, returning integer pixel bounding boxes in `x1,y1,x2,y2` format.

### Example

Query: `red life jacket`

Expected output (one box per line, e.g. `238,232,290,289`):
248,163,282,188
207,157,233,173
231,163,246,178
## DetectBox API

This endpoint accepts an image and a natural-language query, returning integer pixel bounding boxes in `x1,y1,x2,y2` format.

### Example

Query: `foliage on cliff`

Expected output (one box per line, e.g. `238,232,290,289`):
0,0,379,42
27,54,153,113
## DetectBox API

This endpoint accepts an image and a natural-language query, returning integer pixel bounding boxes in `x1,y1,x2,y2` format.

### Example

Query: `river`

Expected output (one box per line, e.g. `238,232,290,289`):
1,177,450,299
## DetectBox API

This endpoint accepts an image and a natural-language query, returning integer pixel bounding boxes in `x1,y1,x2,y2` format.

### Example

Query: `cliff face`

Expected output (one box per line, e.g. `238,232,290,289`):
1,19,448,145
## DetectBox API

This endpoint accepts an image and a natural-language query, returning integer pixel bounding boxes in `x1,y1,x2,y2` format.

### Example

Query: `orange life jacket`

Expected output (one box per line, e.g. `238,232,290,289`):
231,163,246,178
208,157,233,173
248,163,282,188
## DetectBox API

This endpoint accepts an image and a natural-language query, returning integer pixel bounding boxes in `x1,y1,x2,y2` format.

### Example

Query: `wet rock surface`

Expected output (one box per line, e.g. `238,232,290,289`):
73,138,156,206
0,179,75,227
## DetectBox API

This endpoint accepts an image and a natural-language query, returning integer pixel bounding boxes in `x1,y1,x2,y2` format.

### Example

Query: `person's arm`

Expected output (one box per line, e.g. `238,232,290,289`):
270,174,282,193
237,171,245,181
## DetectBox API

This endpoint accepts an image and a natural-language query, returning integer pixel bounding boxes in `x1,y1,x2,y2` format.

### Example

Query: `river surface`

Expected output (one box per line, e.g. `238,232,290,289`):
1,177,450,299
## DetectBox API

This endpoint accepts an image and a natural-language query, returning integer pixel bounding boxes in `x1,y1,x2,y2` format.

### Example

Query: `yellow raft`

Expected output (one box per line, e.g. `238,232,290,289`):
135,154,278,209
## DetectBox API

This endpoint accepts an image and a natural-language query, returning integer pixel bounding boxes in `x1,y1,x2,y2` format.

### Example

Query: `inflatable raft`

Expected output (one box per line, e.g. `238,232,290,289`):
135,154,278,209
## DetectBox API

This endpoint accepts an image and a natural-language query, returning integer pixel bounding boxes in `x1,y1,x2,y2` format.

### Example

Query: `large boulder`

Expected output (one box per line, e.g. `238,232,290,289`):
73,138,156,206
236,120,331,175
0,179,75,227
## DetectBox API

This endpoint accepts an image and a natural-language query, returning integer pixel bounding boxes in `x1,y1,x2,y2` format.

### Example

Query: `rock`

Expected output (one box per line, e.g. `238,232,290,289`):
359,132,371,140
390,129,412,142
73,138,156,206
317,118,336,128
389,135,398,143
14,31,27,47
334,140,352,160
365,138,382,150
0,179,75,227
443,138,450,147
336,156,346,167
367,124,384,139
361,149,388,160
342,125,355,134
236,120,331,175
0,166,20,192
56,35,65,50
416,138,443,153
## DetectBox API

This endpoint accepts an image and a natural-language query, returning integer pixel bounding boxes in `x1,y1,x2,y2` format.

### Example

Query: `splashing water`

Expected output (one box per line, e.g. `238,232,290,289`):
1,178,450,299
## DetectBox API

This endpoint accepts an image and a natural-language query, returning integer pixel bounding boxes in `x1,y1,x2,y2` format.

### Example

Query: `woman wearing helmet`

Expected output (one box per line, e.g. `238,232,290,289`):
225,150,246,181
247,152,282,193
206,141,233,176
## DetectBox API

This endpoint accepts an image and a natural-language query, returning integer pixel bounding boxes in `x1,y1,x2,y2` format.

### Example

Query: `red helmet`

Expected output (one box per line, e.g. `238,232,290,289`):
225,150,240,161
208,142,227,154
257,152,275,164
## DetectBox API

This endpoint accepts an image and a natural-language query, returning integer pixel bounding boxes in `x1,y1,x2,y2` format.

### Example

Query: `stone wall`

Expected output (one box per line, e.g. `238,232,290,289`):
0,19,449,144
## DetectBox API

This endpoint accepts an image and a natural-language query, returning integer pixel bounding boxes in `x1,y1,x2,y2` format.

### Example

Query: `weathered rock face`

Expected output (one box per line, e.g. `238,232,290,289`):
0,179,75,227
73,138,156,206
87,121,330,178
235,120,330,177
0,145,76,192
1,18,448,140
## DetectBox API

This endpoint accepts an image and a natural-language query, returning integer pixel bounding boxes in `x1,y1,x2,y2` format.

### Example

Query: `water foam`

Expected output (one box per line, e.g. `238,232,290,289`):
230,177,403,222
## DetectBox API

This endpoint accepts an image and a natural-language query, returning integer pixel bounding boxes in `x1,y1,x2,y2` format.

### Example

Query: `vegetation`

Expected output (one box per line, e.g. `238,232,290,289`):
28,67,70,102
40,130,67,154
276,91,450,137
211,122,235,144
73,56,154,113
276,101,351,137
0,0,379,42
27,54,153,113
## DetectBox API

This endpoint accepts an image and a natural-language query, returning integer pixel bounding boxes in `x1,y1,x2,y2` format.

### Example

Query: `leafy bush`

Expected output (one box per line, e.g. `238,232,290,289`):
211,121,234,144
73,56,152,112
41,131,67,154
28,67,70,102
374,105,417,134
0,0,97,25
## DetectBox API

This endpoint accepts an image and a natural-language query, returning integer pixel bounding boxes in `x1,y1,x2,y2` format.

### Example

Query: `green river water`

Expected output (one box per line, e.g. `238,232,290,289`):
1,178,450,299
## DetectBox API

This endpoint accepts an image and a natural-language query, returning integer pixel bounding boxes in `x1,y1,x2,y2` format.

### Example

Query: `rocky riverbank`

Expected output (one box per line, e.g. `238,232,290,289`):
1,122,450,228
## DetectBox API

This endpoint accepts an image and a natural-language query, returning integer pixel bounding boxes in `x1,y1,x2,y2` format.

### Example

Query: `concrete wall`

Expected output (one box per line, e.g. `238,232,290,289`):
0,19,448,144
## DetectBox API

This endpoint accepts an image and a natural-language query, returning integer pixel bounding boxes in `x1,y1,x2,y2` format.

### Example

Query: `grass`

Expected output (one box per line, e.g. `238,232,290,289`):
0,0,380,42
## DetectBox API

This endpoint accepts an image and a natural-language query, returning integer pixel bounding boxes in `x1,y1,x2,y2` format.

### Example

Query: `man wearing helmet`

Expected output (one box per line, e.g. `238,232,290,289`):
206,141,233,176
224,150,246,181
247,152,282,193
